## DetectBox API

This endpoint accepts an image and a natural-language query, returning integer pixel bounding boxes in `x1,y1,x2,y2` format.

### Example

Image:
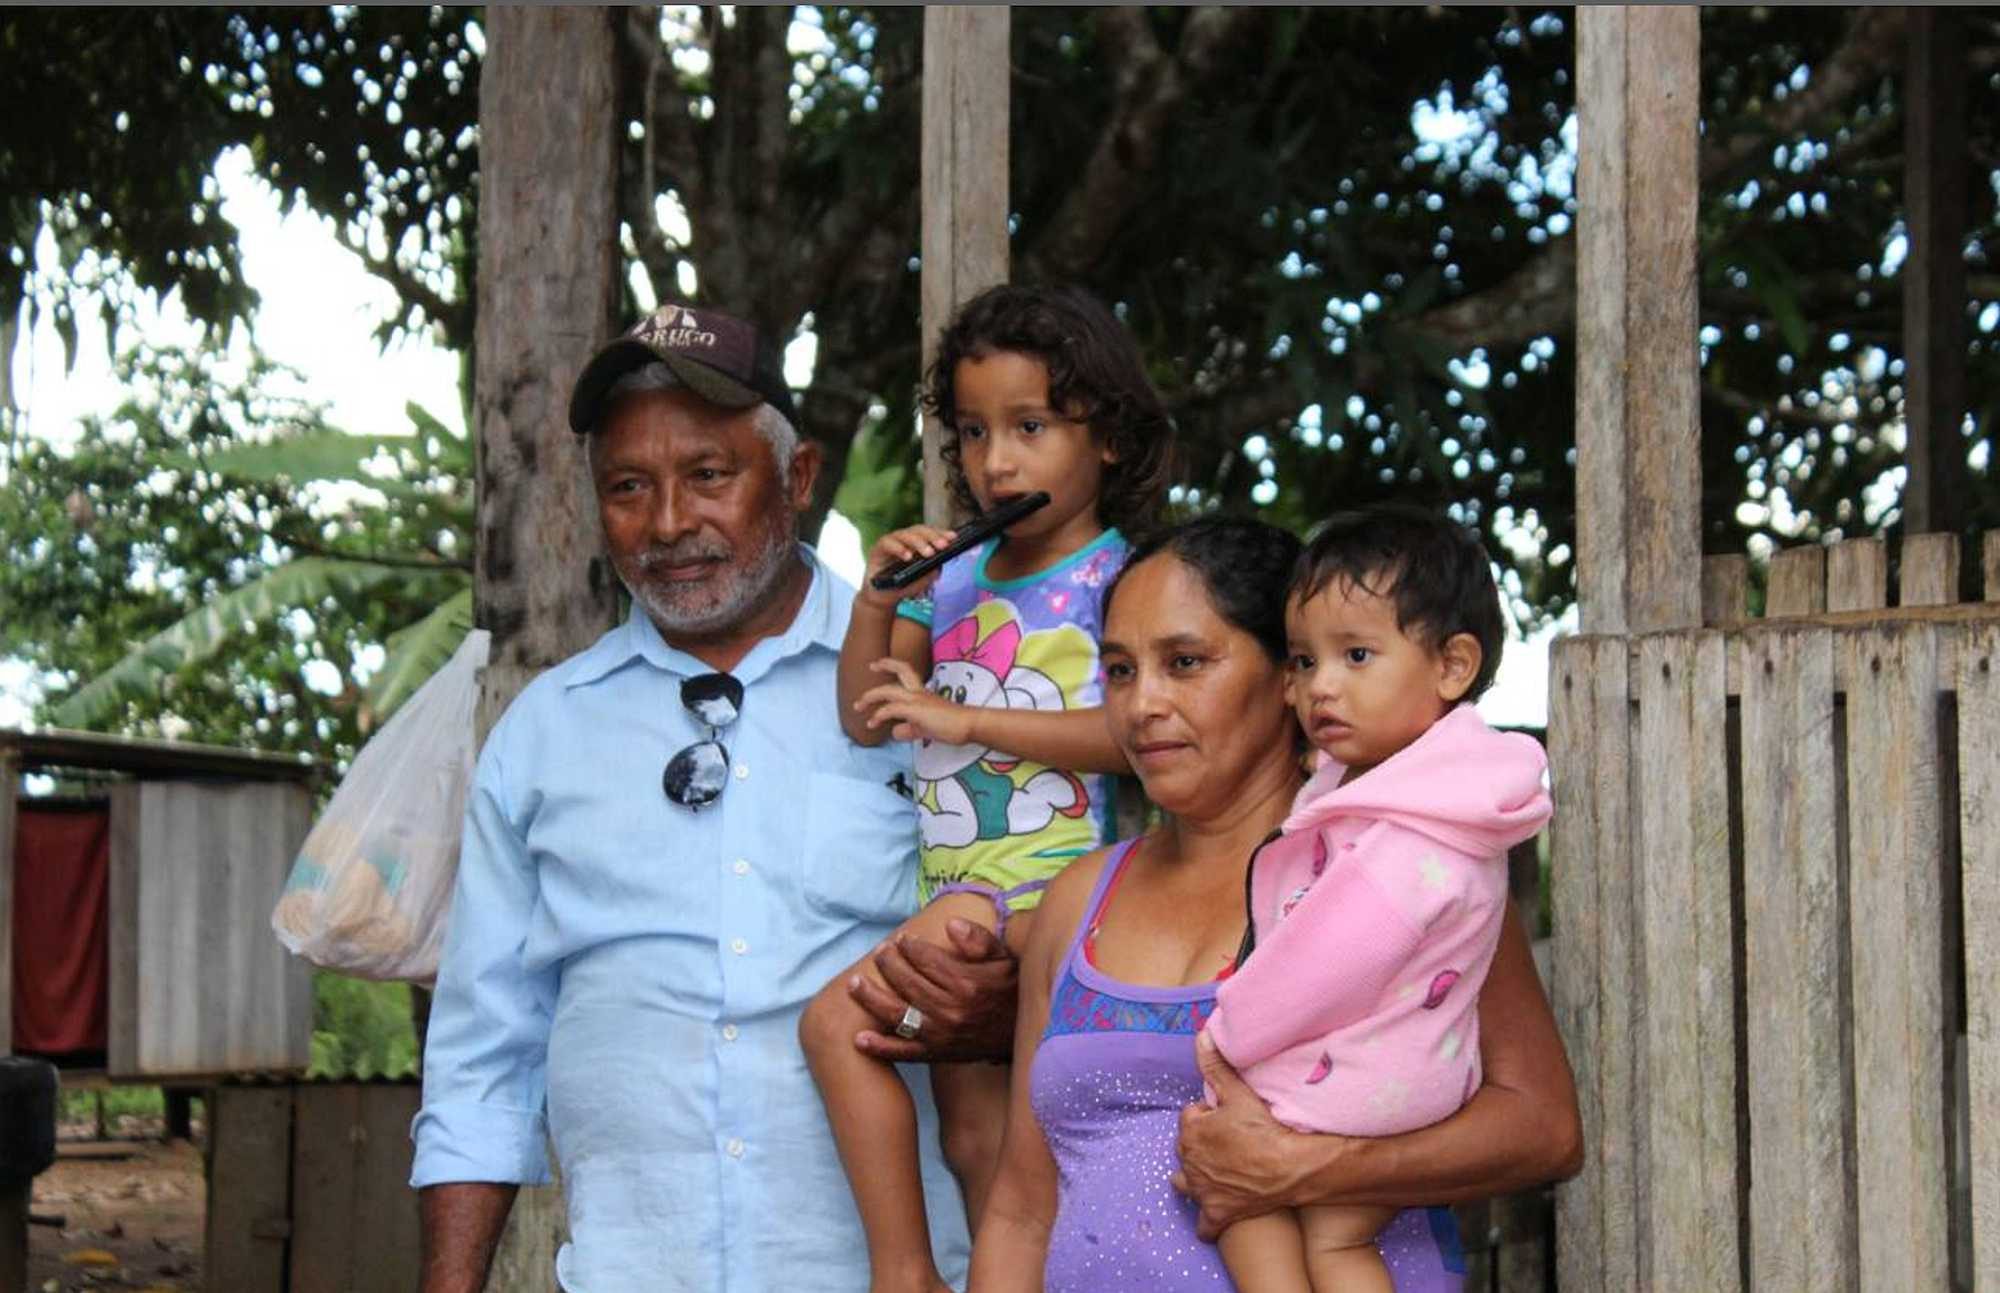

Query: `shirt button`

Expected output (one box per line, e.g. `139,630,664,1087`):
726,1138,745,1159
733,763,749,781
732,859,750,876
731,937,749,955
721,1023,739,1042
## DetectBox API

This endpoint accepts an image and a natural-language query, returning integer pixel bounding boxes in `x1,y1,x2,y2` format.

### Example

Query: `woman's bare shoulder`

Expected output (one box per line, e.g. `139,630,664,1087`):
1025,843,1122,964
1045,842,1124,914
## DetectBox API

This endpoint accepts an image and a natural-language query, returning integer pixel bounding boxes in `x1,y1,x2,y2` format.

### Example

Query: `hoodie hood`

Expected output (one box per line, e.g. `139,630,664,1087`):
1284,703,1551,857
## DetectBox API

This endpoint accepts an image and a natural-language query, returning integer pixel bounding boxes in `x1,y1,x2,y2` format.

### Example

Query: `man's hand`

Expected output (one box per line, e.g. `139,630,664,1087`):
1172,1033,1333,1241
848,917,1018,1063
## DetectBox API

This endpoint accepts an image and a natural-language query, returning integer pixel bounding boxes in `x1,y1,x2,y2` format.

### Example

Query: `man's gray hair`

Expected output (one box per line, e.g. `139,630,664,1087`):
586,361,799,484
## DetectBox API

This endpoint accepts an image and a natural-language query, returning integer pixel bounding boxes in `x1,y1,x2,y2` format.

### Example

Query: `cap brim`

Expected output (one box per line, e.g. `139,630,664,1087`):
567,341,764,434
660,353,763,411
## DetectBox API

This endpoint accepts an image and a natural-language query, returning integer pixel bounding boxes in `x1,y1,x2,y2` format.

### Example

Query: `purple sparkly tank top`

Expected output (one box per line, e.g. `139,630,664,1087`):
1027,840,1466,1292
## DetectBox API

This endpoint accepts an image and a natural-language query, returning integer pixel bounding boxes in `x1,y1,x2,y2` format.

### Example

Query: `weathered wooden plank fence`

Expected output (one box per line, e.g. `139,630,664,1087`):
1552,531,1997,1291
1553,6,1990,1288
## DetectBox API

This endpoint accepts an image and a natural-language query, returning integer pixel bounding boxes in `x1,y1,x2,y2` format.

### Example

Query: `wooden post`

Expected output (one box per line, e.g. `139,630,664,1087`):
1701,554,1750,626
205,1085,294,1293
1548,637,1640,1290
1901,7,1968,539
1828,537,1890,613
1958,624,2000,1290
1843,625,1951,1288
1740,630,1854,1290
473,8,624,1289
292,1084,425,1293
920,6,1010,526
1633,633,1738,1289
1574,7,1702,635
1900,532,1962,607
1767,546,1828,619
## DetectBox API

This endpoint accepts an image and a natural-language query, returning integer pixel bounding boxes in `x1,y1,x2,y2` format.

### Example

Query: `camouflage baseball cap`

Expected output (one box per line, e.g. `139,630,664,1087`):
568,301,799,434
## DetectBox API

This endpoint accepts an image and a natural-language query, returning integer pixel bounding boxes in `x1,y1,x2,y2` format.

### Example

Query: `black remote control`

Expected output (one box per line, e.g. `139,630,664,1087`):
870,491,1052,590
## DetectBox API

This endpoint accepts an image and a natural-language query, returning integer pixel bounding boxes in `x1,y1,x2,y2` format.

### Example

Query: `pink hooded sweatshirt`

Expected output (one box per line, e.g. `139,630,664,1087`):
1204,704,1551,1136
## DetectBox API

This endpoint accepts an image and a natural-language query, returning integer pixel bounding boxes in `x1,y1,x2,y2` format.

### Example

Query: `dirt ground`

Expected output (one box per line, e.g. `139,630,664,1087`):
26,1117,204,1293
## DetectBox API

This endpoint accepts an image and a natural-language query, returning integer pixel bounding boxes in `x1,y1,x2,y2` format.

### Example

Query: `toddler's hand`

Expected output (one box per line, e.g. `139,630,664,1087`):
858,524,957,609
855,658,976,746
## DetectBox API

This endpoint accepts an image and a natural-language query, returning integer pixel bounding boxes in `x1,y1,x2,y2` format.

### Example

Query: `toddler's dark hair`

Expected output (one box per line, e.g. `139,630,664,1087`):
1291,503,1506,702
923,284,1174,534
1104,516,1302,663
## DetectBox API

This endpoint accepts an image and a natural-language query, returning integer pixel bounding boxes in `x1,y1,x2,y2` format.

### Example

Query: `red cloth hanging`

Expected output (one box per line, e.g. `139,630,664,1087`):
11,802,111,1055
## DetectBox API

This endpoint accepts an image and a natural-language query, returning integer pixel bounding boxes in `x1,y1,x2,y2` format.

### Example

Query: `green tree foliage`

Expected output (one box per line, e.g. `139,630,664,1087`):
309,972,419,1079
1,7,479,369
0,343,470,757
7,6,1999,729
606,6,2000,627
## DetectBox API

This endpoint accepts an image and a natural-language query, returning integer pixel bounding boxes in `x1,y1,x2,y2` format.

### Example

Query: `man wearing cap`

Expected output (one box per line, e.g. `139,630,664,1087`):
412,303,1005,1292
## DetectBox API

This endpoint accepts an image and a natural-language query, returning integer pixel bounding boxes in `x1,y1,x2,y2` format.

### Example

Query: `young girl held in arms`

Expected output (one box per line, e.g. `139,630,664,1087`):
1202,504,1552,1293
800,284,1174,1293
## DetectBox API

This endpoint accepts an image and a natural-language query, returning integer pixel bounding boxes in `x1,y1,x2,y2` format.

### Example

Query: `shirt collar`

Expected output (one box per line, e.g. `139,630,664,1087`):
563,544,846,690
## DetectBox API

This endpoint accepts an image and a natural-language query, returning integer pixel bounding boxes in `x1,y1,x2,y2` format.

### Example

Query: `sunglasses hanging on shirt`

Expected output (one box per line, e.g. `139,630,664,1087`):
664,673,745,811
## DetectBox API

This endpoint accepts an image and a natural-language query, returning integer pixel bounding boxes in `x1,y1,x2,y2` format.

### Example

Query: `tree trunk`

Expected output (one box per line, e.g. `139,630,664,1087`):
473,8,624,1290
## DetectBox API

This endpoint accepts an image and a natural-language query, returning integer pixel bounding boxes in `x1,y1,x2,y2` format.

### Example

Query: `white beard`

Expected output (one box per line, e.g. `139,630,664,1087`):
616,518,798,639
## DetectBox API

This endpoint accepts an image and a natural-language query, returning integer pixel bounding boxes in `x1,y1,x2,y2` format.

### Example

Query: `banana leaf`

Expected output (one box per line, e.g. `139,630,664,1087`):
51,558,407,727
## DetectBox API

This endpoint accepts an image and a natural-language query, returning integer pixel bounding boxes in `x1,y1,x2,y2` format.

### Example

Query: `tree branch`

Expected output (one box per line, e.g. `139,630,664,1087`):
1698,7,1907,189
1022,7,1268,280
783,39,923,323
1410,242,1576,353
633,7,704,216
1702,380,1875,434
1183,378,1315,443
341,231,468,343
744,6,792,252
1380,7,1910,369
618,5,685,301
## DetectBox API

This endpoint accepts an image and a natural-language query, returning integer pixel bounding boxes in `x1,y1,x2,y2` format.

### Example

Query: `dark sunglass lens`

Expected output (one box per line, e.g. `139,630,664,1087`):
664,739,730,809
681,673,744,729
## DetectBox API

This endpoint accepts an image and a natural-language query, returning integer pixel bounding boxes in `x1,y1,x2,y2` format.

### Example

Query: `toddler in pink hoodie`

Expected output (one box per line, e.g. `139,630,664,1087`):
1201,504,1552,1293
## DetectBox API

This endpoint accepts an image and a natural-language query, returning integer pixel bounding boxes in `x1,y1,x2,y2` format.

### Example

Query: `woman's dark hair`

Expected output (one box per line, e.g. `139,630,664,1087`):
1292,503,1506,701
923,283,1175,534
1102,516,1303,662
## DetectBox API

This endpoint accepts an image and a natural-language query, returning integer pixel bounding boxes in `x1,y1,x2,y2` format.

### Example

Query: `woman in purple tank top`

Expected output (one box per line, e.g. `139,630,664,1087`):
968,519,1580,1292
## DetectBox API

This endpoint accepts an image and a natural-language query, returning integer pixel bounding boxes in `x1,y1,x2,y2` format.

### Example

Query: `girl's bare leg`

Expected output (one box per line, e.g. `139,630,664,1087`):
927,903,1037,1226
800,891,997,1293
1299,1202,1398,1293
931,1059,1009,1225
1217,1208,1314,1293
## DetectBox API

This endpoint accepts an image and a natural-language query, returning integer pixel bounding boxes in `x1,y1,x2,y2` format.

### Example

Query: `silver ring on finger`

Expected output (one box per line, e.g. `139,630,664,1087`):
894,1004,924,1040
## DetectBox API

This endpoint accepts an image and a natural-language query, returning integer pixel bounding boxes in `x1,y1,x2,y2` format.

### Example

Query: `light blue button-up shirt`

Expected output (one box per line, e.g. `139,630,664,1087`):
412,550,970,1292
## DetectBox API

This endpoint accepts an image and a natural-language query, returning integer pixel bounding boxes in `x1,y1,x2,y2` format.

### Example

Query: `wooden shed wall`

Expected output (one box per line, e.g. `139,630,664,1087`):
107,779,314,1079
1552,532,1998,1292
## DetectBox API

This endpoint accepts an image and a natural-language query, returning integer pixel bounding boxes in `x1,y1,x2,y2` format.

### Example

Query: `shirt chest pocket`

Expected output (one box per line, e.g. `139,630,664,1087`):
800,770,921,927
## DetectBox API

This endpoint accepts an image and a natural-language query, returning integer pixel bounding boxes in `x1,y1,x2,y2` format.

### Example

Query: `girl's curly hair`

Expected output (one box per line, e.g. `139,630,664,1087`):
922,284,1175,535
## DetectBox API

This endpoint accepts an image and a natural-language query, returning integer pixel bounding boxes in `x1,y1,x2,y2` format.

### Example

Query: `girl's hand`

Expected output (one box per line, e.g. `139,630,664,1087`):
855,658,976,746
858,524,958,609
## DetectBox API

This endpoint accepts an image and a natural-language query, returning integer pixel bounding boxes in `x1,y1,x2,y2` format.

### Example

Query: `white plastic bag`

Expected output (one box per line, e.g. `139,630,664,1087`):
273,628,489,983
